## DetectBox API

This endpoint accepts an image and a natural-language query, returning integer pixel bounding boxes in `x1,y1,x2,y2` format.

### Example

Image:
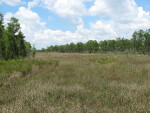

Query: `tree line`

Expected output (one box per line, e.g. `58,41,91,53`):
0,13,31,60
39,29,150,54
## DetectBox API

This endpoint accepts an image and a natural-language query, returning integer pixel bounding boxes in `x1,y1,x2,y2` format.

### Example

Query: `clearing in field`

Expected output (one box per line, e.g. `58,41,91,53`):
0,53,150,113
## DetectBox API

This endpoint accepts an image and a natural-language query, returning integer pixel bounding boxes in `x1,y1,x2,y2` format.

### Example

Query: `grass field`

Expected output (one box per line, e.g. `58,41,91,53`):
0,53,150,113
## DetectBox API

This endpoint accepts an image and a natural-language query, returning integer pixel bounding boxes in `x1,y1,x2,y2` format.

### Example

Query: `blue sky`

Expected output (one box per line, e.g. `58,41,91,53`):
0,0,150,49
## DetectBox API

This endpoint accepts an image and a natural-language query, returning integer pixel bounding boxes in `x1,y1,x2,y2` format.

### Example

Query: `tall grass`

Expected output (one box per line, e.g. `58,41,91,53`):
0,53,150,113
0,59,59,74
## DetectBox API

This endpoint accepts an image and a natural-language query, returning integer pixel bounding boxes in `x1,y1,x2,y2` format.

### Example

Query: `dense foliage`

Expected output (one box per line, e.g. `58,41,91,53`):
40,29,150,54
0,13,31,60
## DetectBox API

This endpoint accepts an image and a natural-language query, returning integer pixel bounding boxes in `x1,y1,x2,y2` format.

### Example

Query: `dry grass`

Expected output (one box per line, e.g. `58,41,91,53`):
0,53,150,113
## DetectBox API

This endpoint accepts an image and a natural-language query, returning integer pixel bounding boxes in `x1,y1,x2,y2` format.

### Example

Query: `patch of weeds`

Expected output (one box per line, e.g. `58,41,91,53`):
0,88,17,105
144,90,150,98
97,57,118,64
33,59,59,66
0,59,59,77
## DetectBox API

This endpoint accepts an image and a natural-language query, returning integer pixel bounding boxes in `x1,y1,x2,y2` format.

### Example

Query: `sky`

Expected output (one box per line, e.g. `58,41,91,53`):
0,0,150,49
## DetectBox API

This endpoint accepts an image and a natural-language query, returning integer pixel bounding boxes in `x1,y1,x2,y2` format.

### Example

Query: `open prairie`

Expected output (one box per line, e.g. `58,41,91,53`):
0,53,150,113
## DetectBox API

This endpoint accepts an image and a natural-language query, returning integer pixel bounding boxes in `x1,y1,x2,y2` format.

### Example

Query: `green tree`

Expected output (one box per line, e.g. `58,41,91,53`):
46,46,53,52
76,42,84,53
3,31,12,60
0,14,31,60
32,44,36,59
99,40,108,53
0,13,4,58
6,17,21,58
132,32,138,53
58,45,65,53
137,30,145,53
17,31,26,57
25,42,31,53
69,42,75,53
86,40,99,53
144,29,150,52
132,30,145,53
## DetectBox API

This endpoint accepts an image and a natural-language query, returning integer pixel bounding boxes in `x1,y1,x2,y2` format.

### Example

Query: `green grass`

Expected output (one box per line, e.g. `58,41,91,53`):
0,53,150,113
97,57,118,64
0,59,59,73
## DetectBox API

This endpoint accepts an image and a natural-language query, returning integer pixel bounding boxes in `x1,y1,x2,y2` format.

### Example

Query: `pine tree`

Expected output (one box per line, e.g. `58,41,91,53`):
17,31,26,57
0,13,4,58
6,17,21,59
3,30,12,60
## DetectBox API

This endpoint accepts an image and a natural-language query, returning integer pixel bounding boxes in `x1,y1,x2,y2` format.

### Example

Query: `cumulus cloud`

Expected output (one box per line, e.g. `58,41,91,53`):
28,0,39,9
41,0,88,17
28,0,90,17
89,0,150,23
0,0,21,6
89,0,137,21
4,7,85,49
4,12,13,24
27,0,89,24
88,0,150,38
14,7,46,48
4,7,113,49
3,0,150,49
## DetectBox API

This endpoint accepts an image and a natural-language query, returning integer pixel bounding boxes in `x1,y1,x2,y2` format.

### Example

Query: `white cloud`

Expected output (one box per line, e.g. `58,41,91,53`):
89,0,138,22
4,7,85,49
3,0,150,49
28,0,89,17
0,0,21,6
4,12,13,24
4,7,46,48
4,7,112,49
27,0,89,24
14,7,46,47
88,0,150,38
41,0,88,17
28,0,39,9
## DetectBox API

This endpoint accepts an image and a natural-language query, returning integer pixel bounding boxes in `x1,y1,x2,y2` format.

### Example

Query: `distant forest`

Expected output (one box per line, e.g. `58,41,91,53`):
0,13,31,60
40,29,150,54
1,13,150,60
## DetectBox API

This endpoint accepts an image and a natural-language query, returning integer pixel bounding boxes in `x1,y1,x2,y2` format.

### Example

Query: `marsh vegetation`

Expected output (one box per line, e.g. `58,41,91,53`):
0,53,150,112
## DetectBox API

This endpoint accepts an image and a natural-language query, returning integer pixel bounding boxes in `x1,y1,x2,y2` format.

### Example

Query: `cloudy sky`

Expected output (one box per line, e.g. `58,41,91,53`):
1,0,150,49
